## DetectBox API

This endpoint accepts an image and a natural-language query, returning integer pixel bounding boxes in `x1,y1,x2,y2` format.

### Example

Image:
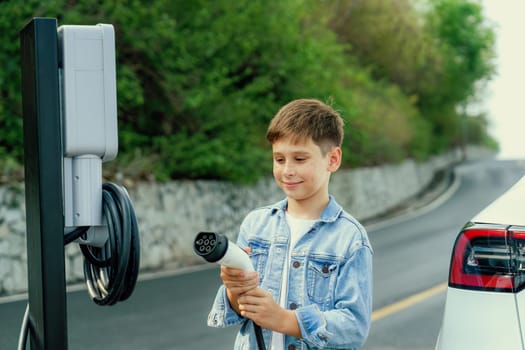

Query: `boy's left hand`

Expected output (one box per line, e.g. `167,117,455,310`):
238,287,277,328
237,287,300,337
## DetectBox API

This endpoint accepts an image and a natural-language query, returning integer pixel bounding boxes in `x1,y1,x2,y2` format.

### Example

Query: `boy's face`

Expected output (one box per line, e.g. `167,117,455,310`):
272,136,341,207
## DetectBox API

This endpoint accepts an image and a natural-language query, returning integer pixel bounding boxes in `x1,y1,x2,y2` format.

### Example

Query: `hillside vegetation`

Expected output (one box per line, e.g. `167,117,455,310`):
0,0,497,183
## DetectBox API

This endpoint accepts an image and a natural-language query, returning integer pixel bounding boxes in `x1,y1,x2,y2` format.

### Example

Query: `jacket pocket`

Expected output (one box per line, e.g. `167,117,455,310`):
306,257,338,306
248,239,270,280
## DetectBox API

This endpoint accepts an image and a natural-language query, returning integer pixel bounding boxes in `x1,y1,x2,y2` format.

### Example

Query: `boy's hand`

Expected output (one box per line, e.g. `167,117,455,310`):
220,246,258,296
220,265,258,296
237,287,301,337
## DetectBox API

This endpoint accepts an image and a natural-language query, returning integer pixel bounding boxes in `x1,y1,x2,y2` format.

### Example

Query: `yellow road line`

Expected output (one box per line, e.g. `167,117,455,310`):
372,282,448,322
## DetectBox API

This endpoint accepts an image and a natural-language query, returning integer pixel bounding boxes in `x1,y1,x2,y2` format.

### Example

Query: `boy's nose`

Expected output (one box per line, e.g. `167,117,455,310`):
283,163,296,176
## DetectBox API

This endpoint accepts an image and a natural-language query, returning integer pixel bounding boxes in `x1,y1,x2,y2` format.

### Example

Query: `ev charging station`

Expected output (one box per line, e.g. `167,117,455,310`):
20,18,140,350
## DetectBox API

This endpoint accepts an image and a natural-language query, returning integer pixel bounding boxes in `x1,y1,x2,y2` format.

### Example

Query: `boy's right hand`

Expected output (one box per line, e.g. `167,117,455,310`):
220,246,258,296
220,246,259,315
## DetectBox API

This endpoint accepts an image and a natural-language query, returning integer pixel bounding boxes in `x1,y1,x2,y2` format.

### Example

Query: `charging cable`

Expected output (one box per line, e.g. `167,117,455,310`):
194,232,266,350
80,182,140,305
17,182,140,349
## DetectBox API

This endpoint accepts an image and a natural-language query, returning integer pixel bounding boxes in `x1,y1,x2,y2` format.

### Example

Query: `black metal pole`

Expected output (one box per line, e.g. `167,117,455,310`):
20,18,68,350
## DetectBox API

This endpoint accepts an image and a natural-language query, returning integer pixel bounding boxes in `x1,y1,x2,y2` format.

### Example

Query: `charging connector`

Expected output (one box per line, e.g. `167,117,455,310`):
194,232,254,272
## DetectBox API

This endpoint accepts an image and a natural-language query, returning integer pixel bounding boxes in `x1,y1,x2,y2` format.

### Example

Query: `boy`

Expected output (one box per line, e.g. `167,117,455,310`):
208,98,373,349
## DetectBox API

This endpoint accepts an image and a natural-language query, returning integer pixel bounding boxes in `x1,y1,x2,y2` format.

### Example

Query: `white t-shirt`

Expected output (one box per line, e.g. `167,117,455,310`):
270,213,316,350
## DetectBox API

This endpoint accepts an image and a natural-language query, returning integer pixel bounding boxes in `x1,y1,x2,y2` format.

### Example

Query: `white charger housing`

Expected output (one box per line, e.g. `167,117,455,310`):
59,23,118,161
58,23,117,240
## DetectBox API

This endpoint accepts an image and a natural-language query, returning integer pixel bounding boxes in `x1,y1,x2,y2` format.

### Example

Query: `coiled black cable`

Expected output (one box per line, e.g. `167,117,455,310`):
81,182,140,305
18,182,140,349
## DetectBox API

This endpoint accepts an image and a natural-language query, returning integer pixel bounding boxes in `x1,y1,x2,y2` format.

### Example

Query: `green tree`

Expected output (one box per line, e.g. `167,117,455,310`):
317,0,443,97
420,0,496,150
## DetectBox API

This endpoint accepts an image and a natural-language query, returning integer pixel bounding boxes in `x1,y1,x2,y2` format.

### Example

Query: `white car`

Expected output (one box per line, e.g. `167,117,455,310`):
436,175,525,349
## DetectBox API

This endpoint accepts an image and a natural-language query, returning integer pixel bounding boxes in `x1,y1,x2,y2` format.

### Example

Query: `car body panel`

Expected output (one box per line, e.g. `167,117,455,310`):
473,175,525,226
437,288,523,350
517,291,525,350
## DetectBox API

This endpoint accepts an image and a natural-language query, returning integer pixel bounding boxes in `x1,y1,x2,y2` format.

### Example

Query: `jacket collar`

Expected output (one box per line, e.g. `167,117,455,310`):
270,195,342,223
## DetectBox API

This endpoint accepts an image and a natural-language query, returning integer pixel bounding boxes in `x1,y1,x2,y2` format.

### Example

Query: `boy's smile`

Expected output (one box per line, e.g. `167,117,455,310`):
272,136,341,218
282,181,301,189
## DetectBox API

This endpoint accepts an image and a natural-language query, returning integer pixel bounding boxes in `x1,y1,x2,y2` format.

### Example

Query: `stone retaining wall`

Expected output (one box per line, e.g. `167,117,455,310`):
0,146,494,296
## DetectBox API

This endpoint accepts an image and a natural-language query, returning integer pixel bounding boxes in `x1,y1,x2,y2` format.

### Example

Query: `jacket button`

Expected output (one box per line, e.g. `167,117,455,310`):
292,261,300,268
322,265,329,273
288,345,296,350
289,302,298,310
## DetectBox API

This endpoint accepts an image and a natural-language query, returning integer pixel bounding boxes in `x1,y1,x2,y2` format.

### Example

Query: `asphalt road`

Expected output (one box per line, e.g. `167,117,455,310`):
1,158,524,350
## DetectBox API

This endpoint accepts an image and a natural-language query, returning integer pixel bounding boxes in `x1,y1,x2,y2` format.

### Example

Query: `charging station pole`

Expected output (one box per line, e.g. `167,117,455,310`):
20,18,68,350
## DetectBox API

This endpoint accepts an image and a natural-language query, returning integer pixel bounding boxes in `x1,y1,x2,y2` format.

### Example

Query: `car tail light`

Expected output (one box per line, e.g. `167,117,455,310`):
449,223,525,292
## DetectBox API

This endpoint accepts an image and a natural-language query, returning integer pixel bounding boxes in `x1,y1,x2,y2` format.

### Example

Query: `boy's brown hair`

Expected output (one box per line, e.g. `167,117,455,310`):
266,98,344,155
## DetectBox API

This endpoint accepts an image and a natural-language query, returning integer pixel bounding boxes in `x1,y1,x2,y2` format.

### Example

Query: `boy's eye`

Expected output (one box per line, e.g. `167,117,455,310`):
295,157,306,162
274,157,285,163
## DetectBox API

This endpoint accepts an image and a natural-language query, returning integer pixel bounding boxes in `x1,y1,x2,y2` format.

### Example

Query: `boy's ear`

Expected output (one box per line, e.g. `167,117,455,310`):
327,147,342,172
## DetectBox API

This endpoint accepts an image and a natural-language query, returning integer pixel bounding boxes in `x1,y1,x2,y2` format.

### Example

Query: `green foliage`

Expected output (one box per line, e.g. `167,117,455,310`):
0,0,66,182
318,0,443,96
313,0,496,154
427,0,495,102
463,113,499,151
0,0,34,166
420,0,496,151
339,66,432,166
0,0,497,183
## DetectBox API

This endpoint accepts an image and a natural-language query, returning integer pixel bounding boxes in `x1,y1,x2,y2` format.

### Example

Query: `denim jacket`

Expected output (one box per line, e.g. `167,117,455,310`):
208,196,373,349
